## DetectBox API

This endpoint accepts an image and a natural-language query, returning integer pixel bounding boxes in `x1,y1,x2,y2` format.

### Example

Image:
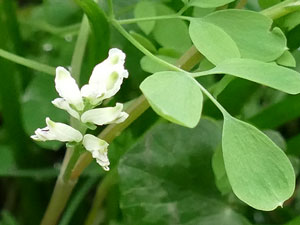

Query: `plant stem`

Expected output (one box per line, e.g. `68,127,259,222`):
63,146,83,182
40,177,77,225
40,1,298,223
0,48,55,75
40,14,90,225
111,19,184,72
71,95,150,179
84,169,118,225
117,15,191,24
262,0,300,19
71,16,90,82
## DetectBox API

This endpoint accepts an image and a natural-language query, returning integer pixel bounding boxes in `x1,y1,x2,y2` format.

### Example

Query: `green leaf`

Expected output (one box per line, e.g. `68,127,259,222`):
140,54,177,73
153,4,191,53
129,31,157,53
74,0,109,61
0,145,16,173
140,71,203,128
134,0,156,35
249,95,300,129
119,119,251,225
189,0,235,8
189,19,240,65
203,9,286,62
197,58,300,94
276,50,296,67
258,0,281,9
212,147,231,195
222,115,295,211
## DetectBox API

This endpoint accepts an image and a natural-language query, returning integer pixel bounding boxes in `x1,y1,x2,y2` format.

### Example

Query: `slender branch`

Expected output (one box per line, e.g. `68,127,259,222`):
40,14,91,225
262,0,300,19
0,48,55,75
71,95,150,180
84,169,118,225
71,16,90,82
117,15,191,24
111,19,184,73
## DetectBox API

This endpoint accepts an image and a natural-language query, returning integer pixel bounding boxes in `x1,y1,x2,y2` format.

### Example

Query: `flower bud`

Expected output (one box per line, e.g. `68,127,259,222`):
31,117,83,142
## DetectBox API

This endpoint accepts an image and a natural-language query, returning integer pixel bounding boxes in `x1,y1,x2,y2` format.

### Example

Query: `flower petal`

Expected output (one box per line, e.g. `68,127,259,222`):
85,48,129,103
81,103,128,125
55,67,84,111
83,134,110,171
52,98,80,119
46,117,83,142
31,127,56,141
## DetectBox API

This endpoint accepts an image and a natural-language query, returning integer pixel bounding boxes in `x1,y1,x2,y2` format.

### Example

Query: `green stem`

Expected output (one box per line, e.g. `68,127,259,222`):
40,14,91,225
0,48,55,75
117,15,191,24
63,146,83,182
196,82,229,116
111,19,184,72
40,177,77,225
107,0,114,17
261,0,300,19
71,16,90,82
84,169,118,225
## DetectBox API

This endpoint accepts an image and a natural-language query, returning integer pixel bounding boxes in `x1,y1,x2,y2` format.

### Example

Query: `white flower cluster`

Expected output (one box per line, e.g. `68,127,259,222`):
31,48,129,171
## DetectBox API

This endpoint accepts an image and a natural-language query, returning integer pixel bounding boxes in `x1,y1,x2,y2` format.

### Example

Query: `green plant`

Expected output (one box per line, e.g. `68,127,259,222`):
1,0,300,225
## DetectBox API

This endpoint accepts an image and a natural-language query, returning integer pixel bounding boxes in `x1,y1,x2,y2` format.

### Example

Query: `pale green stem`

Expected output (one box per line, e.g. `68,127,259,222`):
0,48,55,75
262,0,300,19
71,16,90,82
117,15,191,24
196,82,229,116
40,14,91,225
111,19,184,73
84,169,117,225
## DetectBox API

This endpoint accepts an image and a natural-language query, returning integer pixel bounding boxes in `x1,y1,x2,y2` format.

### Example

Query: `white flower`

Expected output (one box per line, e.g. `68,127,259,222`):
55,67,84,111
81,103,128,126
52,98,80,119
81,48,128,105
31,117,83,142
82,134,110,171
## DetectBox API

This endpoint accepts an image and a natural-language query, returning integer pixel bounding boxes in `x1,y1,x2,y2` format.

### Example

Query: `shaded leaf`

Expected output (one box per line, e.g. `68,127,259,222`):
134,0,156,35
276,50,296,67
140,71,203,128
189,0,235,8
153,4,192,53
74,0,109,61
119,119,251,225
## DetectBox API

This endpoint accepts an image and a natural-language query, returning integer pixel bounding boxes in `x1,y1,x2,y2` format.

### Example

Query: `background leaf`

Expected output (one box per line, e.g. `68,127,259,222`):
189,0,235,8
134,0,156,35
119,119,251,225
140,71,203,128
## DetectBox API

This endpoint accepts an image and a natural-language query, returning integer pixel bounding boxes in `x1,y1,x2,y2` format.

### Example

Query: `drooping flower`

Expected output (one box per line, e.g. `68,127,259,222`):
81,103,128,126
82,134,110,171
31,117,83,142
81,48,128,105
